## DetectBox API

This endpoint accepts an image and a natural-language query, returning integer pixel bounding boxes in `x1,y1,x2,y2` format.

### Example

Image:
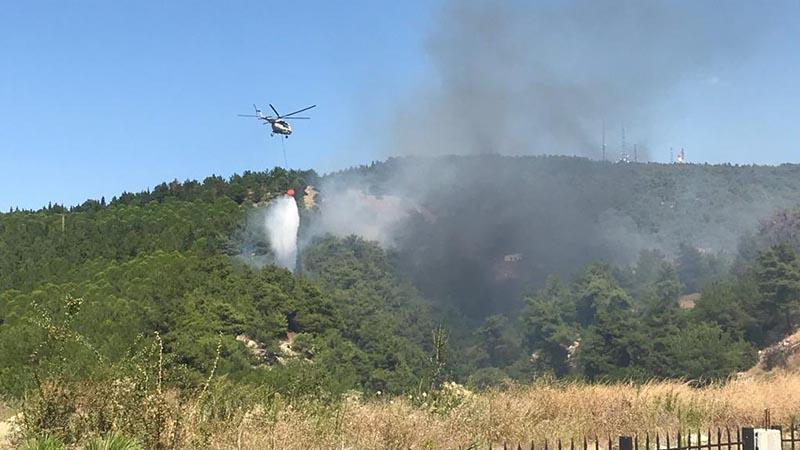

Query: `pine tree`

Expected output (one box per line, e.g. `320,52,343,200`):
755,243,800,341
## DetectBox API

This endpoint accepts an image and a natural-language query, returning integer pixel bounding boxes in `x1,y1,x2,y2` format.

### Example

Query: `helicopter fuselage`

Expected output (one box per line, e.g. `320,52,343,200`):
269,119,292,135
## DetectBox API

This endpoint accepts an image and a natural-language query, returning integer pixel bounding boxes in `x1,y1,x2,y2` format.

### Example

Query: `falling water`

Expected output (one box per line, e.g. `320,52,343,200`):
265,195,300,271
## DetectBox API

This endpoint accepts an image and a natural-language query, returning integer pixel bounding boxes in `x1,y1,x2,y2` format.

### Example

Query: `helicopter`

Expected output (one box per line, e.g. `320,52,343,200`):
238,103,316,137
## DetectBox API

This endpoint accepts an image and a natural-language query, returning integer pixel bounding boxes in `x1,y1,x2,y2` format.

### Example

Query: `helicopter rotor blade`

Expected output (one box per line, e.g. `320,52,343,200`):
269,104,281,117
238,114,261,117
282,117,310,120
281,105,316,118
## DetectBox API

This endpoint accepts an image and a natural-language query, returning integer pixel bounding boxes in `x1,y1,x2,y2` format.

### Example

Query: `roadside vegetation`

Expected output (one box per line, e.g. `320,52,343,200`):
4,367,800,449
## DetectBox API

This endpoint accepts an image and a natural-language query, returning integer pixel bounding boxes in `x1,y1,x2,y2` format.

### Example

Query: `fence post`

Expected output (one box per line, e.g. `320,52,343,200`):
621,436,634,450
742,428,754,450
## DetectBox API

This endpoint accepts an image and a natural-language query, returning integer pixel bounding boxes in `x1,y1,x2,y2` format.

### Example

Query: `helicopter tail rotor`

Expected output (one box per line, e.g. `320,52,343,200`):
253,104,265,118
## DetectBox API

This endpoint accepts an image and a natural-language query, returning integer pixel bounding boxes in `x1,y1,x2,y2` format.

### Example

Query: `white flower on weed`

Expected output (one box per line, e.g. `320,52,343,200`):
343,390,363,405
441,381,473,399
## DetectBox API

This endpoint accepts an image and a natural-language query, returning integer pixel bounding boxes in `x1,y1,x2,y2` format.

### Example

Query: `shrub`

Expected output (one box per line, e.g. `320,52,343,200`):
20,434,65,450
83,433,142,450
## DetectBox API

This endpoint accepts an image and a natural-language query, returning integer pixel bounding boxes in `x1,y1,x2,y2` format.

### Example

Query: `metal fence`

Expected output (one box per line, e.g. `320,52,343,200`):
776,424,800,450
619,426,799,450
481,423,799,450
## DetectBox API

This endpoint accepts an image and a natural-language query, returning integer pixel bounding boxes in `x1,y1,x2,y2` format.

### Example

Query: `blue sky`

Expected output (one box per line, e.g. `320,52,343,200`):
1,1,799,210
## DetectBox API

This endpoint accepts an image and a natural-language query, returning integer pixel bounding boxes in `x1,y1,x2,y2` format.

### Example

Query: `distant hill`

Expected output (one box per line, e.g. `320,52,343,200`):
2,155,800,399
5,155,800,316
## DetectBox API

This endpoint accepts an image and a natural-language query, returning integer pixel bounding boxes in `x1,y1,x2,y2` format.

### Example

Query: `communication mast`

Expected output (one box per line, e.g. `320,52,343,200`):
676,148,687,164
617,126,631,163
621,127,627,156
601,121,606,162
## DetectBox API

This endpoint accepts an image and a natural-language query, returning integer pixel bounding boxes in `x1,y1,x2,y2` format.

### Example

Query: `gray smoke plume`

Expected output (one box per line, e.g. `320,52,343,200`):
389,0,767,158
299,1,783,319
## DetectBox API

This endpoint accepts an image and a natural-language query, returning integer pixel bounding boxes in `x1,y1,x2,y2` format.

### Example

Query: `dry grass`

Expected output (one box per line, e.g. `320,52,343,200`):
195,372,800,450
15,372,800,449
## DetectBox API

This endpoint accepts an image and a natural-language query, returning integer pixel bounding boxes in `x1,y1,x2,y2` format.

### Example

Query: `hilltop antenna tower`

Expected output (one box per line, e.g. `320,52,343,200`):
601,120,606,162
634,144,638,162
677,148,686,164
621,127,627,156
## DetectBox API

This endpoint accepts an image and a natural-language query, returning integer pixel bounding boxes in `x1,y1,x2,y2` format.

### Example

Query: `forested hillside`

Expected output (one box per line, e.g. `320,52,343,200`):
0,169,441,397
3,156,800,407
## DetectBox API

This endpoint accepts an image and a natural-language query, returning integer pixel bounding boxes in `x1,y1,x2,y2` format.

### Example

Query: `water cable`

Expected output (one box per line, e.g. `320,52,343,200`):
280,137,289,168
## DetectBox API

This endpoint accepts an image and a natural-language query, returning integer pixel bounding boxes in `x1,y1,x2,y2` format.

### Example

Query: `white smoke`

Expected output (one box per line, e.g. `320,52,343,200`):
306,187,427,248
265,196,300,271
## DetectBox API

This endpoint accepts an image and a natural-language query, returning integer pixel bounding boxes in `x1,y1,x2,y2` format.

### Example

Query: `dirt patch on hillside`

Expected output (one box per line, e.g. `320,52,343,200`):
678,293,700,310
744,328,800,377
0,406,19,450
